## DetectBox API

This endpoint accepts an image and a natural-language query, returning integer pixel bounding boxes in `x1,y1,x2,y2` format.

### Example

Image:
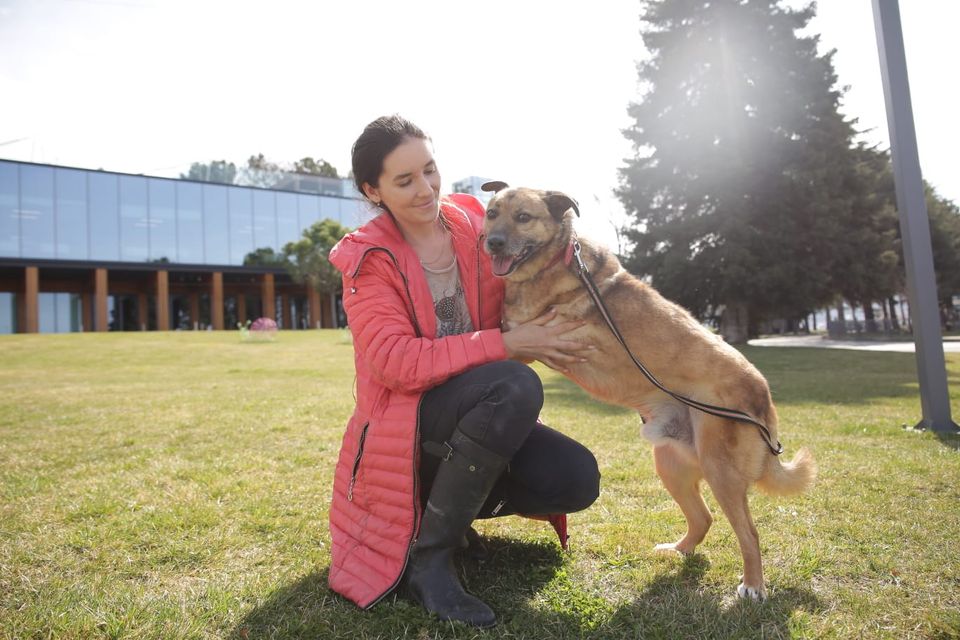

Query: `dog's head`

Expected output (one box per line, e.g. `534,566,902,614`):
480,181,579,281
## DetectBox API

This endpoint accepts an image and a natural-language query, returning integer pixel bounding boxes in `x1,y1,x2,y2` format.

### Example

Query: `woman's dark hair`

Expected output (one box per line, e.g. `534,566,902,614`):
351,115,429,201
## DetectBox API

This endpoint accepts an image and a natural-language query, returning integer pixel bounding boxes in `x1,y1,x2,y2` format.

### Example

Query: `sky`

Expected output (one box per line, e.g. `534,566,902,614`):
1,0,957,251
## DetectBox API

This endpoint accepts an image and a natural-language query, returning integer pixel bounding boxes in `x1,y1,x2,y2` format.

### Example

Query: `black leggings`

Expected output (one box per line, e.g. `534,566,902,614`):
418,360,600,518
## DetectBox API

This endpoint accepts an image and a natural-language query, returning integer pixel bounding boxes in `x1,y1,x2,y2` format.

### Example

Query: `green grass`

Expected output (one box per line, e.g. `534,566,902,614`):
1,331,959,639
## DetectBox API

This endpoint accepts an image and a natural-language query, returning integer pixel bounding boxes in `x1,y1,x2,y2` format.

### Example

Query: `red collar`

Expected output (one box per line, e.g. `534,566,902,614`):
543,240,576,271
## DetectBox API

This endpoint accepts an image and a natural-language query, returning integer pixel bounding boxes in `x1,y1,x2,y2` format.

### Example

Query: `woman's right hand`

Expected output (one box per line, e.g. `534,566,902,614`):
502,308,594,373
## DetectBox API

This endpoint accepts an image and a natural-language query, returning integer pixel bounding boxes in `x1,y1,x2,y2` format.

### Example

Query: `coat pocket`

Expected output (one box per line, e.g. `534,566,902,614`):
347,422,370,502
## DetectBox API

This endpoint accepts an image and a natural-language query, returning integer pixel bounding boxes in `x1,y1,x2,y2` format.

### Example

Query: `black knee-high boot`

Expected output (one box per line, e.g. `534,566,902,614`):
406,429,509,628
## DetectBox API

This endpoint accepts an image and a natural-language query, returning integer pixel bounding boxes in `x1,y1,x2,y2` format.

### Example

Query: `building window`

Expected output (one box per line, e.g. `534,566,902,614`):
55,168,89,260
20,165,55,259
177,181,203,264
89,172,120,261
0,162,20,257
203,184,230,265
38,292,82,333
119,176,149,262
0,292,17,334
148,178,177,263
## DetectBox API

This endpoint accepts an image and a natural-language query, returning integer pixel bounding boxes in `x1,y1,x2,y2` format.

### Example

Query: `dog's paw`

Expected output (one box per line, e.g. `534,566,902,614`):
736,582,767,602
653,542,693,556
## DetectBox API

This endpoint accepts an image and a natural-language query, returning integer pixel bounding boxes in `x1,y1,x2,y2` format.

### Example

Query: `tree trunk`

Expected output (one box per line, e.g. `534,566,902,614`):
720,303,749,344
887,297,901,331
863,303,877,333
835,303,847,335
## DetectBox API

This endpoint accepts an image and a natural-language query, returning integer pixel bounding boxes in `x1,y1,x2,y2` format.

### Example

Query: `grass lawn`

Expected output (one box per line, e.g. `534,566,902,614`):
1,331,959,640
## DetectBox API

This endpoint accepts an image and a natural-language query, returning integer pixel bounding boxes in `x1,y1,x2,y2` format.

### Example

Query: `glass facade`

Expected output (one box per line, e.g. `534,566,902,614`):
0,160,361,266
0,292,15,333
38,292,82,333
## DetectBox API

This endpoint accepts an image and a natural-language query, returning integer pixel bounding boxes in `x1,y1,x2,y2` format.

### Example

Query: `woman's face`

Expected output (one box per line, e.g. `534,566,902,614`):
363,136,441,231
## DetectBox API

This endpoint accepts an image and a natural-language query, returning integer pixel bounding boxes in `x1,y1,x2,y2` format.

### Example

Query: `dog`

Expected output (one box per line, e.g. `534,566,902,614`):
481,183,816,600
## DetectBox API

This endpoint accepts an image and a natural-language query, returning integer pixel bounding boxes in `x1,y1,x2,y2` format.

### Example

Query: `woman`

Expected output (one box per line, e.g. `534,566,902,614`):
327,115,600,628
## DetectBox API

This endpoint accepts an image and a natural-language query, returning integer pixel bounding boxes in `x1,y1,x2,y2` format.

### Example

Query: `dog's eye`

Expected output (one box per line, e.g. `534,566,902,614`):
516,213,532,223
486,210,498,220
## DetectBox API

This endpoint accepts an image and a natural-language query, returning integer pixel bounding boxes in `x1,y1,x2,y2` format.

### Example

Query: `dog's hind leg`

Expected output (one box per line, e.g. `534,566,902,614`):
652,443,712,556
699,450,766,600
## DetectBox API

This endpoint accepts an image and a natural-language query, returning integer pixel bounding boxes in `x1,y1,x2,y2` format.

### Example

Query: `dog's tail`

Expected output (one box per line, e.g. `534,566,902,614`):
755,447,817,497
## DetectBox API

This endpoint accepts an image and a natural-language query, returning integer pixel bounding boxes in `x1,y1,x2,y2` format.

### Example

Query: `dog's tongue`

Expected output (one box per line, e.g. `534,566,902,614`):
491,255,515,277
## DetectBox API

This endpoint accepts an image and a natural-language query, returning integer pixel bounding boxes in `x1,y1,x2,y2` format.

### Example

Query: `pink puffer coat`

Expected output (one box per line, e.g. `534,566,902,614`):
326,194,507,608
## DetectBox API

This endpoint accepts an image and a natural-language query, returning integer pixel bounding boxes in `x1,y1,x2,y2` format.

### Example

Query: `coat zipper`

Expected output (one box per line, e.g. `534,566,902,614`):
347,422,370,502
475,233,484,324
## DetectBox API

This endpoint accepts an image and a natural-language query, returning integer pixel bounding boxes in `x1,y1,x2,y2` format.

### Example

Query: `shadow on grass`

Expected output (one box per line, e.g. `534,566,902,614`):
231,538,823,639
585,554,824,639
230,537,565,640
935,429,960,451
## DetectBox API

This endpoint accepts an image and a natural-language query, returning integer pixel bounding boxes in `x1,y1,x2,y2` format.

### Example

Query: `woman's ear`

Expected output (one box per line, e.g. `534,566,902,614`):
362,183,381,204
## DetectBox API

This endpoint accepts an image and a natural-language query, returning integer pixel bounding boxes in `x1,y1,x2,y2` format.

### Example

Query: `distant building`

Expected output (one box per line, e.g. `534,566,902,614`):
0,160,489,334
451,176,496,205
0,159,365,334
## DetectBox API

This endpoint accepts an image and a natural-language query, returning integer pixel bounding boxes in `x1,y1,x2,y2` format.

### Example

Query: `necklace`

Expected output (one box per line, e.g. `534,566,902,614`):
421,253,457,274
415,223,451,264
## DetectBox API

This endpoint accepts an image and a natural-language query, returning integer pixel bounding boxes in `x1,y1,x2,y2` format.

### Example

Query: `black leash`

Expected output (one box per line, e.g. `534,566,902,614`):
569,239,784,456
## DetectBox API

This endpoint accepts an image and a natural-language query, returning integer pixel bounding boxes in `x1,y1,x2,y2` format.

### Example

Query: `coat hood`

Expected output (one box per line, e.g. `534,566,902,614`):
329,194,486,278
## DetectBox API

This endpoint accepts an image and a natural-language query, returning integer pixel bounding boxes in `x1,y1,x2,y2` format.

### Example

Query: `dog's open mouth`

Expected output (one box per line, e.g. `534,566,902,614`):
490,244,538,277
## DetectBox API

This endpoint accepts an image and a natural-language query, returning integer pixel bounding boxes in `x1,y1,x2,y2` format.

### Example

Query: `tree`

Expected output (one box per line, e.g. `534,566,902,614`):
243,247,289,267
180,160,237,184
617,0,859,342
829,144,901,324
926,186,960,311
283,219,352,296
239,153,285,188
293,157,340,178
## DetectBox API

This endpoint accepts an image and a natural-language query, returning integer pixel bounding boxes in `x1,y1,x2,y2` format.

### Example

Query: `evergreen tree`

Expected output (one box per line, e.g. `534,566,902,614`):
831,144,901,312
925,186,960,311
617,0,858,341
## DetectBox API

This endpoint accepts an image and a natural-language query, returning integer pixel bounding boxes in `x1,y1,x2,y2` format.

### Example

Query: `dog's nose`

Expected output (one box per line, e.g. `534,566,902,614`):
486,235,505,253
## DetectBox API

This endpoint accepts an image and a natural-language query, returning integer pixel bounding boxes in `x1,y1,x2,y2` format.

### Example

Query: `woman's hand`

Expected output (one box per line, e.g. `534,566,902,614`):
502,308,594,373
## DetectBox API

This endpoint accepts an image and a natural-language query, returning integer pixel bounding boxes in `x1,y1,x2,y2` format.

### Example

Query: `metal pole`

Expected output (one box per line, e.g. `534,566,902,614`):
871,0,958,432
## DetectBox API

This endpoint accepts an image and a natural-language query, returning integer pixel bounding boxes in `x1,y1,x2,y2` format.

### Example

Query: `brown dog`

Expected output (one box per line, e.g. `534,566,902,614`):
481,183,816,600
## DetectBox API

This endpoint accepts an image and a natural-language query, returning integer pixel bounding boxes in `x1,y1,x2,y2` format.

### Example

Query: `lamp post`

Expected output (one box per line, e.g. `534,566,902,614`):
872,0,958,432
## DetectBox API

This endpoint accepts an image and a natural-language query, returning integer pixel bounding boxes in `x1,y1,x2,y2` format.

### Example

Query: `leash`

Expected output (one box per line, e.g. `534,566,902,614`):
567,239,784,456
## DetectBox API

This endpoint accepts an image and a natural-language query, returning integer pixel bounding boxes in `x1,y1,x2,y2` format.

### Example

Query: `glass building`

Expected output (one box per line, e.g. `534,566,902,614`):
0,159,365,333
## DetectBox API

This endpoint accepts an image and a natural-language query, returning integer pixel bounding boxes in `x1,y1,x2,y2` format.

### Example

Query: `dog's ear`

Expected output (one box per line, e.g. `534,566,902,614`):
543,191,580,219
481,180,509,193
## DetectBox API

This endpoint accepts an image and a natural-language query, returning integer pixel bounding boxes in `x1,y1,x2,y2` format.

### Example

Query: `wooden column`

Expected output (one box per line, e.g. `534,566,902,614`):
237,294,247,326
137,293,148,331
94,268,108,332
261,273,275,322
307,287,321,329
24,266,39,334
189,292,200,330
211,272,223,330
80,293,93,333
321,293,333,329
156,270,169,331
